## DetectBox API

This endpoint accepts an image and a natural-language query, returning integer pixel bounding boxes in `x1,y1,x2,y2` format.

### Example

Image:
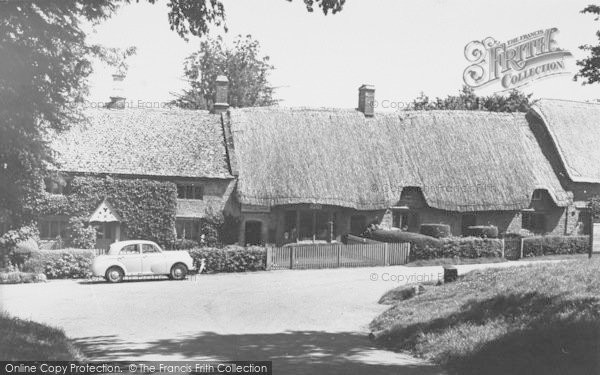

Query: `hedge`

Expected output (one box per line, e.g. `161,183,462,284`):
188,246,266,273
522,235,589,257
22,249,95,279
419,224,451,238
411,237,503,260
366,229,502,261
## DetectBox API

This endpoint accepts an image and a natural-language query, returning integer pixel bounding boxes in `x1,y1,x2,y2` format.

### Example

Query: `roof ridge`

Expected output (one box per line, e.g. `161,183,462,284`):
536,98,600,106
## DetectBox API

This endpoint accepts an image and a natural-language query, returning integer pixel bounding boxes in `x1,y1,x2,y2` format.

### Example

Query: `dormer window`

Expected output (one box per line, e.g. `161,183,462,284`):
532,189,543,201
177,184,203,200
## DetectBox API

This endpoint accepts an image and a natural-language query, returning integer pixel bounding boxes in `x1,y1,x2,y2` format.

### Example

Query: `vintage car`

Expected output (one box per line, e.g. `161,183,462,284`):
91,240,196,282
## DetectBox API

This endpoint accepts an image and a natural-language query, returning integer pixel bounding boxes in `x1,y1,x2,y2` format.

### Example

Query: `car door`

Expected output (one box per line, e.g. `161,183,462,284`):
118,244,142,274
141,243,166,274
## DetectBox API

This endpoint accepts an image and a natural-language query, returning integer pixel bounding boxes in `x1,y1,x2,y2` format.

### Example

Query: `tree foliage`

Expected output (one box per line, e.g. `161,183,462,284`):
172,35,277,109
575,5,600,85
409,86,534,113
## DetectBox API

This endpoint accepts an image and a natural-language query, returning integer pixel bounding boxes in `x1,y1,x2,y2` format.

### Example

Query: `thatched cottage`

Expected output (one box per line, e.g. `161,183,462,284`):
529,99,600,234
3,78,595,248
224,92,574,246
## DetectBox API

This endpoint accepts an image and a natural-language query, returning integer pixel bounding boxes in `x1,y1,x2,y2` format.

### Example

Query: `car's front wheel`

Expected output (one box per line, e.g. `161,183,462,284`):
105,266,124,283
170,263,188,281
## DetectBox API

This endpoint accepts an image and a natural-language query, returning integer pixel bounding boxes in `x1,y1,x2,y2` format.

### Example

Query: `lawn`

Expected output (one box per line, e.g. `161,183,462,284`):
0,313,82,360
370,257,600,375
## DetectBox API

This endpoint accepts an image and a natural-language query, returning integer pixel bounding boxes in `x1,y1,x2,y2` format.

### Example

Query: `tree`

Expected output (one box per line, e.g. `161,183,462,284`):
172,35,276,109
408,86,533,112
0,0,345,226
575,5,600,85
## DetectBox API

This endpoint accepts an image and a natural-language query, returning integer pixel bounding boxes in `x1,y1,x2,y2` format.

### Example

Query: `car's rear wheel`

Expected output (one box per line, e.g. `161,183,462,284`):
170,263,187,281
105,267,124,283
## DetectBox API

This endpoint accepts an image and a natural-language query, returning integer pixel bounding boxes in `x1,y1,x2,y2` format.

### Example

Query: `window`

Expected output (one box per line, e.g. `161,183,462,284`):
522,212,546,232
392,212,410,229
287,210,336,242
532,190,543,201
350,215,367,236
176,219,199,240
38,218,68,239
177,184,203,200
142,244,161,253
44,175,68,195
119,244,139,254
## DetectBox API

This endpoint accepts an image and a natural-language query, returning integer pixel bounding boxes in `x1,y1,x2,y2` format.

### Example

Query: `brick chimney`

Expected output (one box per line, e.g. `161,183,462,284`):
212,75,229,114
108,74,126,109
358,84,375,117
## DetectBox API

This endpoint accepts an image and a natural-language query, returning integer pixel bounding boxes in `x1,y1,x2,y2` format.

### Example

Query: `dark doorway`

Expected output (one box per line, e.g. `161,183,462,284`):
245,221,263,246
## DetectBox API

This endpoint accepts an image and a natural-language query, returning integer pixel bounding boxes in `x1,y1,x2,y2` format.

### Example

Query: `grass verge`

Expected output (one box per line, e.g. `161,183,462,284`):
370,257,600,375
0,312,82,360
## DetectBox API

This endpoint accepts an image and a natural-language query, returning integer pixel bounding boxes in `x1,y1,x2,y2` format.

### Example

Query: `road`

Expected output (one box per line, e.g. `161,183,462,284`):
1,262,540,374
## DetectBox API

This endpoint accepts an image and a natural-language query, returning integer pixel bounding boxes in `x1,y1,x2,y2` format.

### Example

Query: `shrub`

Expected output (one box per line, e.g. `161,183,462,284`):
65,217,96,249
171,239,200,250
465,225,499,238
22,249,95,279
419,224,451,238
188,246,266,273
0,224,40,268
522,235,589,257
199,212,223,247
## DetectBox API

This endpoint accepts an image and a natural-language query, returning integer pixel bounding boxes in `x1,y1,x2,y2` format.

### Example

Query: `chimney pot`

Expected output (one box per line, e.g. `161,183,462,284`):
358,84,375,117
213,75,229,114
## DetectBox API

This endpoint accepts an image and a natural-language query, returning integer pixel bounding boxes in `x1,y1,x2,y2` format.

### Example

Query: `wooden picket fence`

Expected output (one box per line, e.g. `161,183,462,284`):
267,242,410,270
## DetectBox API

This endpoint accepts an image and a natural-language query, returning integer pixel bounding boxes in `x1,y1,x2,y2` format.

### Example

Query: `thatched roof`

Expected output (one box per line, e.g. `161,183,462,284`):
50,108,231,179
530,99,600,183
226,107,569,211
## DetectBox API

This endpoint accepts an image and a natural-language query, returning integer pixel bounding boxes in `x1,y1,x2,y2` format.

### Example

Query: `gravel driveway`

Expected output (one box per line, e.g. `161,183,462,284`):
1,263,533,374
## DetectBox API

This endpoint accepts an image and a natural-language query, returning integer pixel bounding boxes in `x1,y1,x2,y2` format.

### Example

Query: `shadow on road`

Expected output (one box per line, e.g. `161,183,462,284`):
74,331,444,374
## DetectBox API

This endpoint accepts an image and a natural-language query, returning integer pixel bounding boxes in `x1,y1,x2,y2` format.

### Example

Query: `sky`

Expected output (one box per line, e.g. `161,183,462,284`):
86,0,600,109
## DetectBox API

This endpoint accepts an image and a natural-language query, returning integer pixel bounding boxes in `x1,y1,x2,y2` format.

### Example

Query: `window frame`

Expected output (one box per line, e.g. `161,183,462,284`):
119,244,140,255
38,217,68,239
177,184,204,200
141,243,161,254
176,219,199,240
44,175,69,195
